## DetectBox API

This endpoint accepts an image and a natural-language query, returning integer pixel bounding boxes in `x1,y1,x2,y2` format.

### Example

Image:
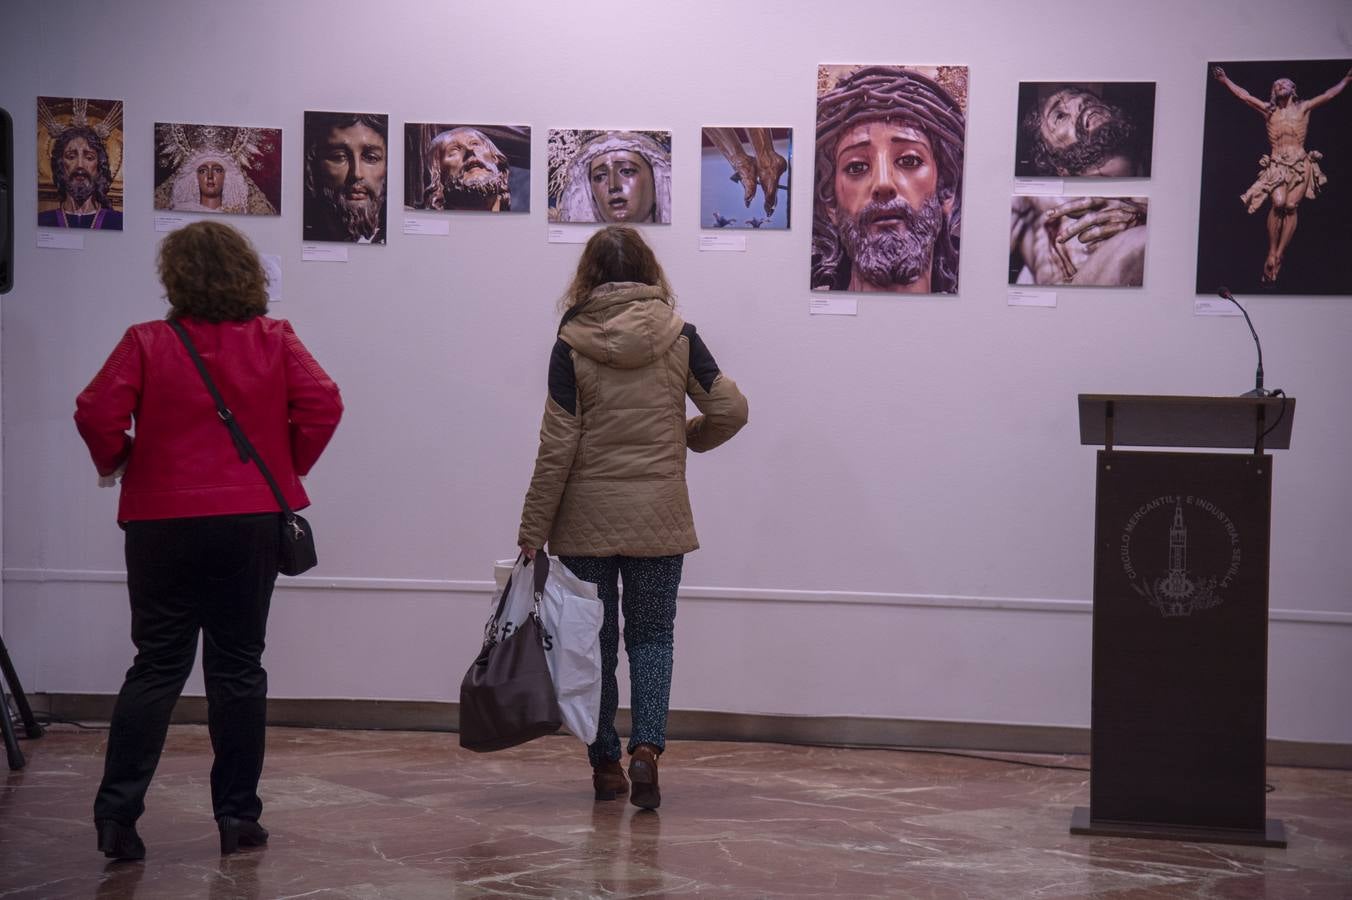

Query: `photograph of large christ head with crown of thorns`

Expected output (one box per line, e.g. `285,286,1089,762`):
812,64,968,294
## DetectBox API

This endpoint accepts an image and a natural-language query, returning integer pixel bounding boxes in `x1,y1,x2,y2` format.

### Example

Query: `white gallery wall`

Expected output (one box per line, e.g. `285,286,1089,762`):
2,0,1350,743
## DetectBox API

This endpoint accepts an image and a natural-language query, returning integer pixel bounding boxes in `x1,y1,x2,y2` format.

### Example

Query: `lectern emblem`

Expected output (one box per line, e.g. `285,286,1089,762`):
1117,495,1242,617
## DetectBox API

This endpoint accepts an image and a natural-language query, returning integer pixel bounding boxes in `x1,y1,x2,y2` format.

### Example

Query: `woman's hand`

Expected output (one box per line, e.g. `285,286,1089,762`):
97,460,128,488
519,545,537,561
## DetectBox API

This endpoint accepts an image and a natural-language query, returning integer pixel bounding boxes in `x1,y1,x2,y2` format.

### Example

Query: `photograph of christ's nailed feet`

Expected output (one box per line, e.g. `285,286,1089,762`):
701,127,791,230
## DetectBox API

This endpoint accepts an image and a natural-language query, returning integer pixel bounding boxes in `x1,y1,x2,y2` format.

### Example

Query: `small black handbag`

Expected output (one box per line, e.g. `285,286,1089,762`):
169,319,318,576
459,554,562,751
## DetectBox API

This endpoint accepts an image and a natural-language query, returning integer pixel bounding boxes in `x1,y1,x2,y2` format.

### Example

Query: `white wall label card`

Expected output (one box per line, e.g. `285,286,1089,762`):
809,296,858,316
261,254,282,302
302,244,349,262
699,234,747,252
1014,179,1064,196
1194,298,1242,316
548,226,597,244
1008,289,1057,307
37,230,84,250
154,214,195,233
403,217,450,236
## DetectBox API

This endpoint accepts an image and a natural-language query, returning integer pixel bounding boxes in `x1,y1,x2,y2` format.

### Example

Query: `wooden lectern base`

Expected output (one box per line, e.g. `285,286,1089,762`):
1070,806,1287,848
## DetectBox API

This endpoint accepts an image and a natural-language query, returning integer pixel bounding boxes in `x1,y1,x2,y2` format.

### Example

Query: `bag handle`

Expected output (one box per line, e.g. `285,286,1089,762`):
531,553,550,600
167,319,301,533
486,553,551,644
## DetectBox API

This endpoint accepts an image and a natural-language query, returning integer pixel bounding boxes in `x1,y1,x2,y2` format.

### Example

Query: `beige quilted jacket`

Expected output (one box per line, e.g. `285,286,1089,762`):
518,282,748,557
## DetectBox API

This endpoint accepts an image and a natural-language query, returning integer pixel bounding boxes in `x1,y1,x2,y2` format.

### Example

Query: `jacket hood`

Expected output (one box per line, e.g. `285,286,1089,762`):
560,282,684,369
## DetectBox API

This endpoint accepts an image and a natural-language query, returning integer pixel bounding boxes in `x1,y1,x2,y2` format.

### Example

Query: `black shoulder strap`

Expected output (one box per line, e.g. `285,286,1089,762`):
167,318,296,518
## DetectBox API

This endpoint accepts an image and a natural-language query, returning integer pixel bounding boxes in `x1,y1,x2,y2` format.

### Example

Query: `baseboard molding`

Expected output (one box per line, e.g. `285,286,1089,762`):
30,693,1351,769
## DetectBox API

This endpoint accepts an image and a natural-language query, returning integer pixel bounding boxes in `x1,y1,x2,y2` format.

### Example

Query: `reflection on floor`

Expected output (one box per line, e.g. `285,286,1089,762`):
2,725,1350,898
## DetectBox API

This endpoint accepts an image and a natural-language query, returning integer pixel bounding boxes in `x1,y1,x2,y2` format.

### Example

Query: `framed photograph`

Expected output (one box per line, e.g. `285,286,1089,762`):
1010,195,1148,286
404,123,529,213
812,65,968,293
547,129,671,224
1014,81,1155,177
700,127,791,230
154,123,281,215
303,111,389,244
37,97,124,230
1196,59,1352,295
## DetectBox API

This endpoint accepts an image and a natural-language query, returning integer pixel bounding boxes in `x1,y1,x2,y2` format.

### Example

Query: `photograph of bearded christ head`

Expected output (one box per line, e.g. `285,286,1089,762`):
812,64,968,294
303,110,389,244
404,123,529,213
1015,82,1155,178
37,96,125,230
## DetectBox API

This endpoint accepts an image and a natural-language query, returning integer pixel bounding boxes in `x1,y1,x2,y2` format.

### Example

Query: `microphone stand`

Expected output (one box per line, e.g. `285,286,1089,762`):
1219,288,1269,398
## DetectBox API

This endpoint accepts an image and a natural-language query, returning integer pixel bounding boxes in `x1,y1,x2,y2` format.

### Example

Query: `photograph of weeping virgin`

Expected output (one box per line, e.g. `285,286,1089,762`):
404,123,529,213
812,64,968,294
153,123,282,215
1009,195,1148,286
700,127,791,229
1197,58,1352,295
37,96,125,230
547,129,672,224
303,110,389,244
1014,82,1155,178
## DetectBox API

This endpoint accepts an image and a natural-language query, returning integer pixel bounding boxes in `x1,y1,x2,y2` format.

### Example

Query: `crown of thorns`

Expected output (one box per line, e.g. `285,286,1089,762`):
816,66,964,157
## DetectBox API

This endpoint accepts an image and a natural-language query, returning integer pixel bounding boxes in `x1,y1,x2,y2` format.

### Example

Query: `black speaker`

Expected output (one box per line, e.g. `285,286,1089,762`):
1,106,13,295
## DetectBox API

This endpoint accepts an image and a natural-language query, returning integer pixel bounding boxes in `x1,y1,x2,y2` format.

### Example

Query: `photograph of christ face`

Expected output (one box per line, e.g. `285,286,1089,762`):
812,64,968,294
303,110,389,244
1015,82,1155,178
37,96,125,230
405,123,529,213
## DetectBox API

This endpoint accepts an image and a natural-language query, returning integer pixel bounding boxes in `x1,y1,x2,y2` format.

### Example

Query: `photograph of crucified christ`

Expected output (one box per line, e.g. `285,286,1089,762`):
1196,59,1352,296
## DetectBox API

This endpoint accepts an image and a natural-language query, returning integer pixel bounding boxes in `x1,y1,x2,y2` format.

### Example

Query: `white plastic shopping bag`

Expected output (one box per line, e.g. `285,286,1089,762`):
536,557,603,745
486,555,602,745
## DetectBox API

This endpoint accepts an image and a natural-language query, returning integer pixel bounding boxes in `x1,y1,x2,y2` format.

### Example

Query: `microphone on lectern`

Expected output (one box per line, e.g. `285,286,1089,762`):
1218,287,1269,398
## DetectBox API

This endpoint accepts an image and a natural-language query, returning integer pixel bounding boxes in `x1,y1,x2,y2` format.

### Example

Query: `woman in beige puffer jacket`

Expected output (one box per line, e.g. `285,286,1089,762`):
519,225,747,809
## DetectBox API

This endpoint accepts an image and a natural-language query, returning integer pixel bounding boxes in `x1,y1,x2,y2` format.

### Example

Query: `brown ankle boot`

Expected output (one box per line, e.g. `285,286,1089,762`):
593,761,629,801
628,744,661,810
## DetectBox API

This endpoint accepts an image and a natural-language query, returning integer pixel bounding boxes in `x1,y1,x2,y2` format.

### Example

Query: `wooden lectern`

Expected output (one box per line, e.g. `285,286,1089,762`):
1071,394,1294,847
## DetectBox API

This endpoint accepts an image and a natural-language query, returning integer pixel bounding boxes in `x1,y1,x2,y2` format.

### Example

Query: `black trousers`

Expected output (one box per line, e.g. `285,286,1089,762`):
93,513,279,825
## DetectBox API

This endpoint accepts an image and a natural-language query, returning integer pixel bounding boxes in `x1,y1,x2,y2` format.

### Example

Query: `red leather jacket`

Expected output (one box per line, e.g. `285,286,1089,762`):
75,316,343,521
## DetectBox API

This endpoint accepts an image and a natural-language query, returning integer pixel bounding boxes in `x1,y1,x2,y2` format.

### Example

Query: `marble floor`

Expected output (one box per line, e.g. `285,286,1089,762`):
1,725,1349,899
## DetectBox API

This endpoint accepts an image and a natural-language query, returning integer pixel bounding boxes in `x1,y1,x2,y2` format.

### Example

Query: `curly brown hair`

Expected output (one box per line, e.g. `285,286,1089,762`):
158,221,268,322
560,225,673,321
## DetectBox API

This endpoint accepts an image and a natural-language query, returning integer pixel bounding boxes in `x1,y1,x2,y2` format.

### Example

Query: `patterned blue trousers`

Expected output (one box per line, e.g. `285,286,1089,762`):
558,554,683,767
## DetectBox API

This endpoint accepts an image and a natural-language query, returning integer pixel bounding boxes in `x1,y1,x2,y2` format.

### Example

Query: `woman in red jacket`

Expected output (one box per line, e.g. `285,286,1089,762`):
74,221,343,859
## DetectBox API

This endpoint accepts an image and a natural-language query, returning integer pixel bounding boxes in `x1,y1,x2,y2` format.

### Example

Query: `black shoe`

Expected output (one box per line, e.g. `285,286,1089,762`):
217,816,270,855
96,820,146,861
